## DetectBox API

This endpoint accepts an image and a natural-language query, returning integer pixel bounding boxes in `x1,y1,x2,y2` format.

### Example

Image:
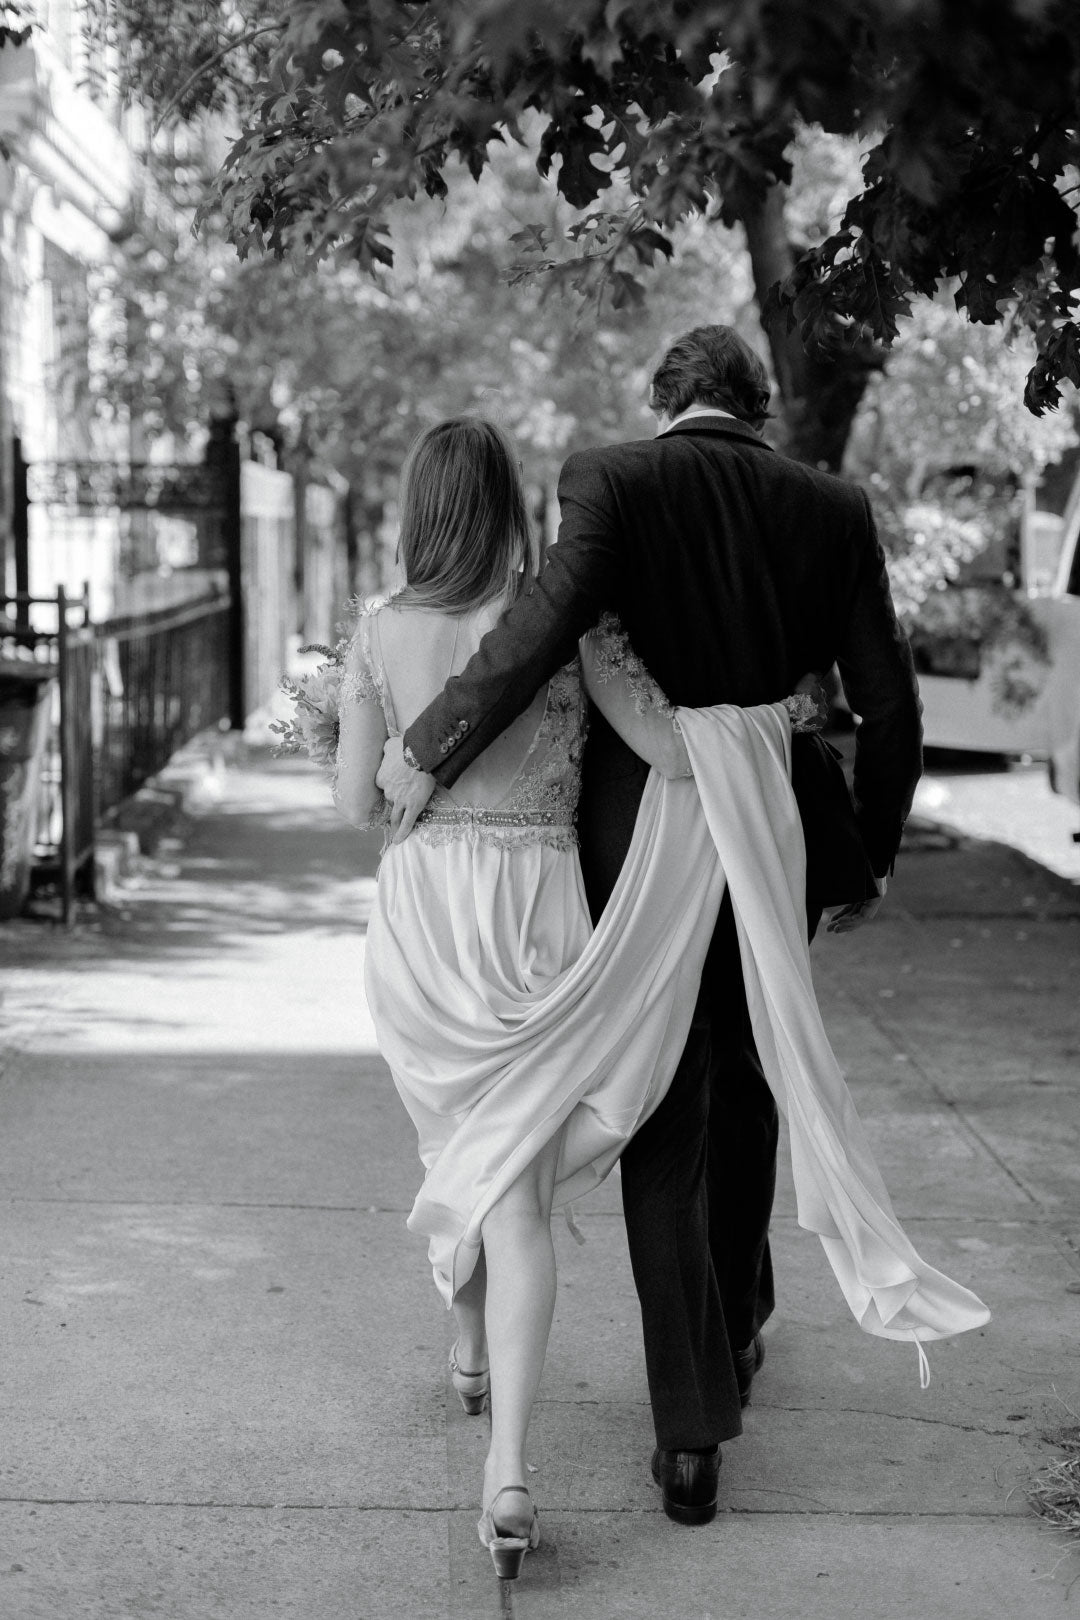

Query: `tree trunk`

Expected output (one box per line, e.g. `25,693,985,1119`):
741,188,881,474
351,486,386,596
343,483,361,598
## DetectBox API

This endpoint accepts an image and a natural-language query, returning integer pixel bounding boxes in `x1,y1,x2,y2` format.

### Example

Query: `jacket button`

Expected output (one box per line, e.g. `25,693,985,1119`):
458,720,468,733
439,742,449,754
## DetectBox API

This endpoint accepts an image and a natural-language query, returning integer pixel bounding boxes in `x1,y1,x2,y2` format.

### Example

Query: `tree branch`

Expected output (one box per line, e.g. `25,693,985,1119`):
152,21,284,135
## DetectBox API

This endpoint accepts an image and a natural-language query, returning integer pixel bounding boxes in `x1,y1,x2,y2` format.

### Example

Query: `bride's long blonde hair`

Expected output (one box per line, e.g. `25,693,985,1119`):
395,417,536,613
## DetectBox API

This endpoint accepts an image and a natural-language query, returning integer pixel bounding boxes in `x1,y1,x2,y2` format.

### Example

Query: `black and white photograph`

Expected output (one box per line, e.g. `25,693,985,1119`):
1,3,1079,1616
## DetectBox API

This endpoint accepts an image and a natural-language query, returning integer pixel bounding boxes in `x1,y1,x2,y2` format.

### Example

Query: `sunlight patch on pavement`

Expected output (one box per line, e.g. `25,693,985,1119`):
16,932,381,1056
914,779,950,810
913,766,1080,883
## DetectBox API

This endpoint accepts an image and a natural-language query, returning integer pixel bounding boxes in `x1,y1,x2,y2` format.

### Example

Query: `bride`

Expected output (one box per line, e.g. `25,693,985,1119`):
332,416,988,1581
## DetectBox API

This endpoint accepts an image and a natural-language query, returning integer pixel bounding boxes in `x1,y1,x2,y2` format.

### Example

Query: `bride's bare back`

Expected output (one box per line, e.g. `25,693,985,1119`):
334,595,585,848
377,603,554,808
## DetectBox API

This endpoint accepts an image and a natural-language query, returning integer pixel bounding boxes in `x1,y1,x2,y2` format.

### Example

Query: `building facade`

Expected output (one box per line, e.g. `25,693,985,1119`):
0,5,159,617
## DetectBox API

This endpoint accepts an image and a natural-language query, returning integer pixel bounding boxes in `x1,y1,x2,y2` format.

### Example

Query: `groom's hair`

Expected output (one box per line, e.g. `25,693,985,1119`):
650,326,772,429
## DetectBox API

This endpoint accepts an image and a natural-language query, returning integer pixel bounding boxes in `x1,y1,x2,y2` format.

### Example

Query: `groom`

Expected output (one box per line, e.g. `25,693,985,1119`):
378,325,922,1525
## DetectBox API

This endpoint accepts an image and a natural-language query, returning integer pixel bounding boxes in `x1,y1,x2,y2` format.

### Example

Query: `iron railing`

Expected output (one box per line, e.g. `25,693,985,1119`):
0,587,93,925
0,586,231,924
5,421,345,924
95,590,231,814
57,590,96,919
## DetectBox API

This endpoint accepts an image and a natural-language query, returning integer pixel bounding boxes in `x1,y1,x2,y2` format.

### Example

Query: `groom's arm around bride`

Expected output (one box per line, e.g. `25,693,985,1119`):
383,327,921,934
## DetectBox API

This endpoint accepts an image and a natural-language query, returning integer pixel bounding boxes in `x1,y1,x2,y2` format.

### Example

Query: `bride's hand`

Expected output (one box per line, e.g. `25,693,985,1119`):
788,672,828,733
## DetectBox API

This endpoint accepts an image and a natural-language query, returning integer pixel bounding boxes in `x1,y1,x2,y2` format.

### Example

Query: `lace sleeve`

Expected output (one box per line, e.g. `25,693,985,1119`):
585,613,679,717
581,614,691,778
581,614,825,780
340,665,381,708
339,618,383,711
783,691,823,733
333,619,390,830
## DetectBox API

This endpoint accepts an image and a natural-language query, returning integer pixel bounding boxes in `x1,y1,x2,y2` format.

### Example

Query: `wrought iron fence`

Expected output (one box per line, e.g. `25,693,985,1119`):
5,421,344,923
95,591,231,815
0,586,231,924
0,587,93,924
56,591,96,920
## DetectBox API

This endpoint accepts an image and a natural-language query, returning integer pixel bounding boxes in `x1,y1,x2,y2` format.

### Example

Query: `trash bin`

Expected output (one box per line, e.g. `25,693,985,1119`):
0,663,56,919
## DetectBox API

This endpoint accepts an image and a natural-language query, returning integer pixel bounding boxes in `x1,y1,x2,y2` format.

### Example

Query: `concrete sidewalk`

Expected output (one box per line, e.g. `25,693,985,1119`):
1,744,1078,1620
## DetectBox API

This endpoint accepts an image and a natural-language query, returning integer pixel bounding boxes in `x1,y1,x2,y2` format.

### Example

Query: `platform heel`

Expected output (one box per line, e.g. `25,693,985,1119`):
448,1344,490,1416
477,1485,540,1580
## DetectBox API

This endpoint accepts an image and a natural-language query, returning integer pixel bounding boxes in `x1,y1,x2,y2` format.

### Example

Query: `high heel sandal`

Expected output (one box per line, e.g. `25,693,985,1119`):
477,1485,540,1580
448,1343,490,1416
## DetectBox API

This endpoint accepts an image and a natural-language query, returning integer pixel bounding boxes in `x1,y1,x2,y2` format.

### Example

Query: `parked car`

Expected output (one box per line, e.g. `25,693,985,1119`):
900,465,1080,806
1046,521,1080,808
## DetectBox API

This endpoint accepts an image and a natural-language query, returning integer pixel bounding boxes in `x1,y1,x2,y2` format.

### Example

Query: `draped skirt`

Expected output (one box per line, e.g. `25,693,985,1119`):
365,703,990,1358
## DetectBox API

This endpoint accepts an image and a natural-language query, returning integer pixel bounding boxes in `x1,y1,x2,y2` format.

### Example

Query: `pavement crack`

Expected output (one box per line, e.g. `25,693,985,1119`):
760,1402,1017,1437
0,1497,1026,1520
0,1497,457,1511
535,1398,650,1408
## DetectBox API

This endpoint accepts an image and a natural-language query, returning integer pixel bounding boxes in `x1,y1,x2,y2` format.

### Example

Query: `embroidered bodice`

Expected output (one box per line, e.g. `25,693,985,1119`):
415,657,586,850
337,601,586,851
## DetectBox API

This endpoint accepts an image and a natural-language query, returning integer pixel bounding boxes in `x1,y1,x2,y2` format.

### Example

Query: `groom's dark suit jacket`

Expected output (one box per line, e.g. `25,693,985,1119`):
403,416,923,907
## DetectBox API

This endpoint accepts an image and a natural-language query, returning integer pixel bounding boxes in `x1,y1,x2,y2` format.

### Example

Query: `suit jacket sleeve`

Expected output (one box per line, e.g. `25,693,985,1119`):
836,490,924,877
402,451,621,784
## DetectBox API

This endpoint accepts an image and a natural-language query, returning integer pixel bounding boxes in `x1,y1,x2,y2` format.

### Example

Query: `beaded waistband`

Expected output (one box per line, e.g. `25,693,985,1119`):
411,805,578,851
418,806,572,830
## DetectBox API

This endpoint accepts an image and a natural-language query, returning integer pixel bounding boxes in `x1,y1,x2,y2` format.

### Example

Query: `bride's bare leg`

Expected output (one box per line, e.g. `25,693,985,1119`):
452,1246,488,1372
480,1129,563,1518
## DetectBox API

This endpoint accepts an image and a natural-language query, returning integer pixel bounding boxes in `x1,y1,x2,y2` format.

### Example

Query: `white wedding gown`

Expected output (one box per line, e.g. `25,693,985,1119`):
335,598,989,1374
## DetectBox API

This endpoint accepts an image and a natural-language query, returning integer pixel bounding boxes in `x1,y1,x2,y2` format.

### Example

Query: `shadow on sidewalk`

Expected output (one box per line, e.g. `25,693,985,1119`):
3,752,384,973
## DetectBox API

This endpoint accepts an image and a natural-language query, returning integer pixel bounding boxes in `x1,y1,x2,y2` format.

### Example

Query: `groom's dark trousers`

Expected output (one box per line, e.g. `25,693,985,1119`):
402,416,923,1453
578,717,825,1445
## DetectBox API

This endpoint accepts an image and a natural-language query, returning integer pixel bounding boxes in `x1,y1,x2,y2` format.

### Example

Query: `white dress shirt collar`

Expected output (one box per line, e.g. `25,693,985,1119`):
659,405,737,436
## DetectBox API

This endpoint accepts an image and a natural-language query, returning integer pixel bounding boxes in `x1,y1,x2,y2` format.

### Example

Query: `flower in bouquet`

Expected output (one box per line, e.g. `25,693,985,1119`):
271,641,349,775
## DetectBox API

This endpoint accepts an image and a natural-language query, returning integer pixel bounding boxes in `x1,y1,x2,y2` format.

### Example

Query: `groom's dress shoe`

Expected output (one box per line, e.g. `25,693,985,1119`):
650,1446,720,1526
735,1332,765,1408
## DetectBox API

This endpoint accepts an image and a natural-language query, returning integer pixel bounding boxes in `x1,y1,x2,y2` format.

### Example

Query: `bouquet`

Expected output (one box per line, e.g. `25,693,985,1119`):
270,639,350,776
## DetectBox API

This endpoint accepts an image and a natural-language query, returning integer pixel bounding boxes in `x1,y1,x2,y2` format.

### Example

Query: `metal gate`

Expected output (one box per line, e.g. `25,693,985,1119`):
1,586,94,925
3,422,341,922
6,423,244,921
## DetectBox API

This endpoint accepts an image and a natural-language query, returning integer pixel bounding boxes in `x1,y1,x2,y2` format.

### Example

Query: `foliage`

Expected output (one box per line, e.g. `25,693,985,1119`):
878,503,994,627
906,585,1051,717
857,301,1070,720
91,133,1079,646
845,298,1079,615
91,0,1080,420
79,1,276,124
94,139,755,509
387,145,757,477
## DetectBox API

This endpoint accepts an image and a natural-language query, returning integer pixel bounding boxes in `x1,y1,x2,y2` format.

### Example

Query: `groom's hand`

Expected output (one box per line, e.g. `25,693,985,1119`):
825,875,887,934
376,737,437,843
